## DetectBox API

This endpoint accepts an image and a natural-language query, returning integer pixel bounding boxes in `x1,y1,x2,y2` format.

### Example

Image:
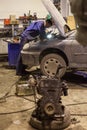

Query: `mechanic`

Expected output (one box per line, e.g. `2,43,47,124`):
16,19,53,76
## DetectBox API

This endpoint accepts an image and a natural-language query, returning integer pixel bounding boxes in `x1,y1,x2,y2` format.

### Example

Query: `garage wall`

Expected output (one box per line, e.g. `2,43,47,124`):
0,0,48,19
61,0,73,17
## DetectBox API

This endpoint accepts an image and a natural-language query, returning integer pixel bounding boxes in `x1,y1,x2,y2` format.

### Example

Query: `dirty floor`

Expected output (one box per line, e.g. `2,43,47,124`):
0,61,87,130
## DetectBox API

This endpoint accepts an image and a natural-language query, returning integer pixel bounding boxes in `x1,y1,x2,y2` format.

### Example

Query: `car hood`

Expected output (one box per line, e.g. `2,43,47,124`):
22,30,76,54
42,0,69,37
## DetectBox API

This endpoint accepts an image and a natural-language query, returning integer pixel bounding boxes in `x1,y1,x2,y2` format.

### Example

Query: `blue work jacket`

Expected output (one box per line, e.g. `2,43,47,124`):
21,21,46,39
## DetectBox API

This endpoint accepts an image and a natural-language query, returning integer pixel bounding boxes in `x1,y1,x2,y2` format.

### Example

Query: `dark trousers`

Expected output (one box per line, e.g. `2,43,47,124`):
16,37,28,75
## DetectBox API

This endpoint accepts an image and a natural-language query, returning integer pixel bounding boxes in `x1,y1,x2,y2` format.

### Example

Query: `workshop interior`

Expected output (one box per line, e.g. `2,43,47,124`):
0,0,87,130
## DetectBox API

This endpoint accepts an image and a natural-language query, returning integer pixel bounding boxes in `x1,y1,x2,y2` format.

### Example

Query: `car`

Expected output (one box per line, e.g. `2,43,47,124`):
21,0,87,78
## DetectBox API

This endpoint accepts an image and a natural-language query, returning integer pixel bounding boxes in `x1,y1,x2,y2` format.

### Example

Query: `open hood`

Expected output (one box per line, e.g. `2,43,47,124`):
42,0,68,37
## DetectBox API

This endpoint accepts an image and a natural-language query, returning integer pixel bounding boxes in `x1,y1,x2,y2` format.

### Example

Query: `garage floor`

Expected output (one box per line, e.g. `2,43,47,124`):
0,60,87,130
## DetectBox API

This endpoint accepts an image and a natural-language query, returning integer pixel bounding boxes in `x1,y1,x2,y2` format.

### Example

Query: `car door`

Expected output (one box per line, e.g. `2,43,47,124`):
71,40,87,66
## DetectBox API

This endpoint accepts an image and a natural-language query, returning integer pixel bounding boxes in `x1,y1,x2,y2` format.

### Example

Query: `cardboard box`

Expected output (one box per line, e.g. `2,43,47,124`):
10,20,19,25
67,16,76,30
9,15,16,21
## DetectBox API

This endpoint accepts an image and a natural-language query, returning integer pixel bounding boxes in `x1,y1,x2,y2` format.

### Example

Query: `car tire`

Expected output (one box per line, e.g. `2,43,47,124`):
40,53,67,78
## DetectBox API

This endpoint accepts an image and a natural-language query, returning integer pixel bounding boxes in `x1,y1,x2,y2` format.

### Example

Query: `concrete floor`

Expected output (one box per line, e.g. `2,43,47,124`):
0,61,87,130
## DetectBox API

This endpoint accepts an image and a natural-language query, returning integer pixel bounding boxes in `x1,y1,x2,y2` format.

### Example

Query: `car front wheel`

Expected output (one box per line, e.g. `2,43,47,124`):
40,53,67,78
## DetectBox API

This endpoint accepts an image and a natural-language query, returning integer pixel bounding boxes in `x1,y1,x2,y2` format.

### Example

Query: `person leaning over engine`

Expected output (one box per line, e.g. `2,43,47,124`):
16,19,53,76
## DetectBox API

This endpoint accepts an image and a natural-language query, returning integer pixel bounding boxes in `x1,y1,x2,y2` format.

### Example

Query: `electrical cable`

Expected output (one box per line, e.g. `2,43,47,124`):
0,77,21,100
0,94,36,103
66,102,87,106
71,113,87,116
18,96,37,103
0,72,87,117
2,93,87,106
0,106,35,115
0,77,39,104
32,86,38,105
0,94,36,115
65,102,87,116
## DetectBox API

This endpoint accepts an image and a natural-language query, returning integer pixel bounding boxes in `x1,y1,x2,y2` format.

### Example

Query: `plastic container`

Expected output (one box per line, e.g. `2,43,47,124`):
4,19,10,25
8,42,20,66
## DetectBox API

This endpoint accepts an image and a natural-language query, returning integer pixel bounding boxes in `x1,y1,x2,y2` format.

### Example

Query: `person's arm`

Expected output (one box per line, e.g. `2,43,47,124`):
38,23,47,40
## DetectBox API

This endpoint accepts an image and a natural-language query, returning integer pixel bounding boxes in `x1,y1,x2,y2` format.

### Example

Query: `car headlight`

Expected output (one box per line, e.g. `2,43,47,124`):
47,34,53,39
